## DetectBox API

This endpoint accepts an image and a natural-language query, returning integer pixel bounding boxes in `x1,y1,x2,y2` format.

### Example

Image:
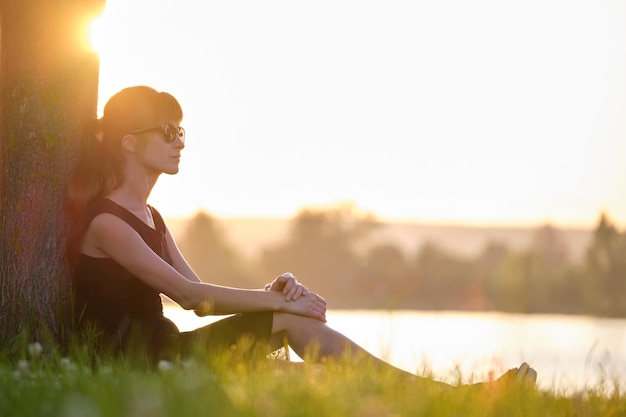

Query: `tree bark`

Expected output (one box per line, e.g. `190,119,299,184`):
0,0,104,344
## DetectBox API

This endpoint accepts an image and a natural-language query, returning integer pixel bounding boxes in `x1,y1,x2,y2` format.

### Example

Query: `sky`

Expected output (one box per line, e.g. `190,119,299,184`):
90,0,626,227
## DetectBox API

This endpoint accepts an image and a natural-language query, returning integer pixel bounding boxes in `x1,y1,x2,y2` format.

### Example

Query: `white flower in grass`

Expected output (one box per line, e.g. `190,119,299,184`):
157,360,174,372
17,359,30,372
60,357,78,372
28,342,43,358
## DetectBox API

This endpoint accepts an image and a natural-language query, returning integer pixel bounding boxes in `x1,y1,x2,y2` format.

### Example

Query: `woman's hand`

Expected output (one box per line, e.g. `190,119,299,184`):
284,291,327,322
265,272,309,301
264,272,326,321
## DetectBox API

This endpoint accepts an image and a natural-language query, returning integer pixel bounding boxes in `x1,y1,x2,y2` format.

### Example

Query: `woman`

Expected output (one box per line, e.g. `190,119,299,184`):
67,86,535,388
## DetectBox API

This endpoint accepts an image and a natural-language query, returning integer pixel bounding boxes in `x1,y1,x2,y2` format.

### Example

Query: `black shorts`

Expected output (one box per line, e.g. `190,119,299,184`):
173,311,274,360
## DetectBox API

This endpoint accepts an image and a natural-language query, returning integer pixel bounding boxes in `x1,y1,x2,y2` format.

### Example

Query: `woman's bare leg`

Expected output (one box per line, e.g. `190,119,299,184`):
269,312,535,390
269,312,443,385
269,313,362,360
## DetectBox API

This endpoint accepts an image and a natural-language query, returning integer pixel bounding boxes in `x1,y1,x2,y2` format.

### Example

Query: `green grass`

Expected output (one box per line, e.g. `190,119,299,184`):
1,340,625,417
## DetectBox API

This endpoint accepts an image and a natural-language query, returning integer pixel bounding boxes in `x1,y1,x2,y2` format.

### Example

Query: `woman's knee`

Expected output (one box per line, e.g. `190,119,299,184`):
271,312,352,360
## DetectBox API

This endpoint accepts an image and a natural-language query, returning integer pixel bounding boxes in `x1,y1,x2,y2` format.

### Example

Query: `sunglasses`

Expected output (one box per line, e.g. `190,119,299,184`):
129,123,185,144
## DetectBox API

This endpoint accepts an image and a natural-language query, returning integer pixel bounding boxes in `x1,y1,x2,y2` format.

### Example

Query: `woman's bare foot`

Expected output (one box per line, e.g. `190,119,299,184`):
501,362,537,387
459,362,537,394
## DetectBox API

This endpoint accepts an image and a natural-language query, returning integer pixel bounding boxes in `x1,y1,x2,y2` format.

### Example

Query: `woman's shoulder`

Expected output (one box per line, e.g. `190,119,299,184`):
85,197,127,222
84,198,147,233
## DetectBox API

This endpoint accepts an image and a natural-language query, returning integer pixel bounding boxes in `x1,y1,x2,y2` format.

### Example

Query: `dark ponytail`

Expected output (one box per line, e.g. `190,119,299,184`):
65,117,111,267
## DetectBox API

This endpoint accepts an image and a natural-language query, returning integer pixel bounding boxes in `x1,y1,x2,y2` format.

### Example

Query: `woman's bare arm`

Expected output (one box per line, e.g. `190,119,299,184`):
83,213,327,321
162,226,202,283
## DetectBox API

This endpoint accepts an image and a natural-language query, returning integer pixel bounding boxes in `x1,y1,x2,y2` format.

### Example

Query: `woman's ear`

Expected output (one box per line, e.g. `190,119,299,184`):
121,134,138,152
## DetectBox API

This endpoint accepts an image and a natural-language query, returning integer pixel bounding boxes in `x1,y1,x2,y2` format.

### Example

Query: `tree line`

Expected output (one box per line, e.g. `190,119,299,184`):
177,206,626,317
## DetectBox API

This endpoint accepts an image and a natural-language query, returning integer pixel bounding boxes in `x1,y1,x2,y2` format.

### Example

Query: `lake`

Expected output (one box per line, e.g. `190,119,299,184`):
164,306,626,392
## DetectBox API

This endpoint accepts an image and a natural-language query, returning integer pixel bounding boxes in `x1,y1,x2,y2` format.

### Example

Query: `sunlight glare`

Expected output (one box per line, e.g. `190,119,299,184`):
88,14,107,56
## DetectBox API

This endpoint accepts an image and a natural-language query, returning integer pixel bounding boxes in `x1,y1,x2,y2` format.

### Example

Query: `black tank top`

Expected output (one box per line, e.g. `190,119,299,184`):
72,198,179,353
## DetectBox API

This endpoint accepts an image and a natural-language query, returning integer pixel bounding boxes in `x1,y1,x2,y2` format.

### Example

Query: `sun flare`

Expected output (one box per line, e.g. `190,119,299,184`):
88,15,107,56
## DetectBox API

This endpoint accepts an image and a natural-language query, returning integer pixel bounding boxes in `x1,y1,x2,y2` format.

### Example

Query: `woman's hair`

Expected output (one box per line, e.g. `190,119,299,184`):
66,86,183,265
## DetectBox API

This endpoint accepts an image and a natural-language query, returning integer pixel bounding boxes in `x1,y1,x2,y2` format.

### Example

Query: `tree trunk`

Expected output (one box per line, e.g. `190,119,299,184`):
0,0,104,344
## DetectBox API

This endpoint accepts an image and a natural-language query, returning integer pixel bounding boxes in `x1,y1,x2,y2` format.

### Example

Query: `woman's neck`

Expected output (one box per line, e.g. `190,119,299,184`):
107,163,159,210
106,174,159,229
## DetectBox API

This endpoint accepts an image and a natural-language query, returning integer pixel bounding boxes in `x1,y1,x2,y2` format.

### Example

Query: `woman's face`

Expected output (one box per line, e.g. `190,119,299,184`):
134,121,185,175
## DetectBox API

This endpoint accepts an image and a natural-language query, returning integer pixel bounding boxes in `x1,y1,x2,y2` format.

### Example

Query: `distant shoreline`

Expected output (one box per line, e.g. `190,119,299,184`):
165,215,593,262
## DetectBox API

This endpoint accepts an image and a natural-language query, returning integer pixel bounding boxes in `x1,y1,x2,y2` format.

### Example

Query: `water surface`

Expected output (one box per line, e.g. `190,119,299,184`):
165,306,626,391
